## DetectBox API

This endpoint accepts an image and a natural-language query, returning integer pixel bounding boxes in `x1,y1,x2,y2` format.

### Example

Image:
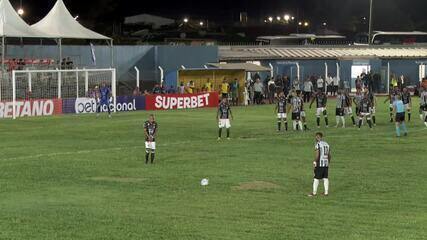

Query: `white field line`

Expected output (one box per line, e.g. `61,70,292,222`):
0,127,425,162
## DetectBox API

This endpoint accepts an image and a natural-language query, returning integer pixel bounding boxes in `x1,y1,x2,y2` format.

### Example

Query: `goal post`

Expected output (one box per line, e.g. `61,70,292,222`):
9,68,116,119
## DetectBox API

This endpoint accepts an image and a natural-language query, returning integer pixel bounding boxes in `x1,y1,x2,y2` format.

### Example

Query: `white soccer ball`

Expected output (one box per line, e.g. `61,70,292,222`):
200,178,209,186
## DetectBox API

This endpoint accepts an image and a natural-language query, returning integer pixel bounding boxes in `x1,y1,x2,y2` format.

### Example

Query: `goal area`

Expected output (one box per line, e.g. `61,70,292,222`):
1,68,116,119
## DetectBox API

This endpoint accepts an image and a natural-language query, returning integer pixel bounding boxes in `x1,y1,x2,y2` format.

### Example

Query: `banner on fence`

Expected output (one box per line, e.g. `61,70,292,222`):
0,99,62,118
62,96,146,114
145,92,219,110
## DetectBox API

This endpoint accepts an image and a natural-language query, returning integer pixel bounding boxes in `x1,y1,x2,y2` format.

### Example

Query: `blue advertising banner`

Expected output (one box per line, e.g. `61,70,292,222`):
62,96,146,114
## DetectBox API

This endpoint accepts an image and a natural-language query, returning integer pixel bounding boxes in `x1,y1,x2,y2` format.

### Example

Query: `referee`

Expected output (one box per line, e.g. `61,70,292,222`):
393,95,408,137
309,132,331,197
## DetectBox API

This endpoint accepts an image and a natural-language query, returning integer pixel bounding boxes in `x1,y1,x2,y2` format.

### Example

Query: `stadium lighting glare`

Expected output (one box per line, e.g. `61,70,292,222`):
17,8,24,16
183,18,189,23
276,16,281,21
268,17,273,22
284,14,291,21
304,21,309,27
199,21,204,26
298,21,302,26
322,22,327,26
291,16,295,20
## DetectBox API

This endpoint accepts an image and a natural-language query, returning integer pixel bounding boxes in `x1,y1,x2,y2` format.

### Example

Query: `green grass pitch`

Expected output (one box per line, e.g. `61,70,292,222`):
0,97,426,240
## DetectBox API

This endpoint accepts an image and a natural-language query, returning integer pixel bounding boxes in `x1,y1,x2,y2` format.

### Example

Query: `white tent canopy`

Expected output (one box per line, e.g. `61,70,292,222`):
30,0,110,40
0,0,44,37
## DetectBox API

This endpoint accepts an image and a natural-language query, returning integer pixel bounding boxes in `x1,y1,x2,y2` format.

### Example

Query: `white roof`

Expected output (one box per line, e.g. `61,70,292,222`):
0,0,43,37
31,0,110,40
219,46,427,60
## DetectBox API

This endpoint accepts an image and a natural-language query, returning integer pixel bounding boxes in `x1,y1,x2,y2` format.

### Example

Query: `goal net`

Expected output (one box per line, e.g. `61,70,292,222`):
1,68,116,119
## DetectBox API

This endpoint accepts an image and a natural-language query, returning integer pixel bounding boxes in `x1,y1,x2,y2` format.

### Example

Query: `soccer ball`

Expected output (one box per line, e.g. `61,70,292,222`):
200,178,209,186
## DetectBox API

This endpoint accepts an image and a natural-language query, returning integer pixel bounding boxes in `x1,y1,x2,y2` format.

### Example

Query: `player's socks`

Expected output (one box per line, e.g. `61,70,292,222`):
351,116,356,126
313,179,320,195
151,153,155,164
367,119,373,128
218,128,222,138
226,129,230,138
304,123,308,130
277,120,281,131
372,116,376,125
396,126,401,137
323,178,329,195
324,115,328,127
298,121,303,131
401,122,408,134
335,116,340,127
145,153,150,164
316,117,320,127
341,117,346,128
358,119,362,129
408,112,411,122
293,121,297,131
285,121,288,131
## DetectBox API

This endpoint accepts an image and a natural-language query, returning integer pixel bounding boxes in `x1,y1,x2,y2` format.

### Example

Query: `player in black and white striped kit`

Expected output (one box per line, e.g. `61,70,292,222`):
289,90,304,131
420,87,427,127
309,132,331,197
335,90,346,128
275,92,288,132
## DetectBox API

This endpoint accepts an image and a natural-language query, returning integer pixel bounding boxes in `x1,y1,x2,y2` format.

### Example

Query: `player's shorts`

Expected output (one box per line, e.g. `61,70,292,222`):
360,112,371,118
404,104,411,111
219,119,231,128
395,112,405,122
335,108,344,116
316,107,326,117
370,107,376,115
99,99,109,106
292,112,301,121
277,113,287,119
300,111,306,118
221,93,228,99
314,167,329,179
145,141,156,150
344,107,353,115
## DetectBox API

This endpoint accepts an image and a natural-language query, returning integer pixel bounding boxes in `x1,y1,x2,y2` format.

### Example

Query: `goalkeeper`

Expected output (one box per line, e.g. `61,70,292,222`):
97,82,112,118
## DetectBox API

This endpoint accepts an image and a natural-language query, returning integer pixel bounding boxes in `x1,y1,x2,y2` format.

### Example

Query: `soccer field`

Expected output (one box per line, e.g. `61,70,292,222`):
0,97,426,240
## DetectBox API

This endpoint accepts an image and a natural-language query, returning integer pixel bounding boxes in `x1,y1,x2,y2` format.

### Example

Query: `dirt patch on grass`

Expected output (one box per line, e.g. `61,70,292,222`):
89,176,145,183
232,181,281,191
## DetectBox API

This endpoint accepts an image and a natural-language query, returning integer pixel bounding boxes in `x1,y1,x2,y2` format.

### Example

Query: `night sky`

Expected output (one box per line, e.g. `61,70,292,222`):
12,0,427,31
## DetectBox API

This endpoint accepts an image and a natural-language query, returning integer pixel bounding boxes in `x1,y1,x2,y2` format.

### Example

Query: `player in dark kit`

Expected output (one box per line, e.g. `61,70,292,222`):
144,114,158,164
420,87,427,127
384,87,400,123
365,88,377,126
308,132,331,197
97,82,112,118
217,98,233,140
358,93,374,130
310,90,329,128
401,88,412,122
275,92,288,132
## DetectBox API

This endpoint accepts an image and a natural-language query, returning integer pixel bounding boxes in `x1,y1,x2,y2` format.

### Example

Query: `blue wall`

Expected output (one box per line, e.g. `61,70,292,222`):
5,45,218,87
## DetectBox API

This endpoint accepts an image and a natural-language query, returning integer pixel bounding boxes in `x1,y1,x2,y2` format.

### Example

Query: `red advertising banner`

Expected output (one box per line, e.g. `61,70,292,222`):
145,92,219,111
0,99,62,118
